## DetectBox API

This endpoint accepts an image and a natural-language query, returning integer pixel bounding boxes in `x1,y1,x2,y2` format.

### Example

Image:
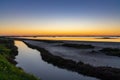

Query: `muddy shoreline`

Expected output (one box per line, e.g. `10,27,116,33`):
23,40,120,80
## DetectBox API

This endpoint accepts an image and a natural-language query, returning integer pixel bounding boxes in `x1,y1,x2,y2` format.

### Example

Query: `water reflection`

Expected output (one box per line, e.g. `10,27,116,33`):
16,37,120,42
15,41,99,80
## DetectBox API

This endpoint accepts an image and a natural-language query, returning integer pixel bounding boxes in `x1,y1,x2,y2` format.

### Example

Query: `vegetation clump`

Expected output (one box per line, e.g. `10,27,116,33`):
100,48,120,57
62,43,95,49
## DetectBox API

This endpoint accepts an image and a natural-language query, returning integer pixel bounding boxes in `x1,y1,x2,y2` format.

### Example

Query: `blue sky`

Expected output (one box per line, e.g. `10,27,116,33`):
0,0,120,19
0,0,120,36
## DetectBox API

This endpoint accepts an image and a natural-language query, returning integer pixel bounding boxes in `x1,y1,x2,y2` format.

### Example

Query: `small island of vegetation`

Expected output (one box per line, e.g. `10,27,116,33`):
100,48,120,57
62,43,95,49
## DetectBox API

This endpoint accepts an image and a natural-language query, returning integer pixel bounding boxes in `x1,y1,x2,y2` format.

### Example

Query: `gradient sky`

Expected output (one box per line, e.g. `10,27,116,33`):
0,0,120,36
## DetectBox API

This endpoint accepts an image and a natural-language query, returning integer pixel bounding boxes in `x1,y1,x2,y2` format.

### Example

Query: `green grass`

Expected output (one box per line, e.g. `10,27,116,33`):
0,38,40,80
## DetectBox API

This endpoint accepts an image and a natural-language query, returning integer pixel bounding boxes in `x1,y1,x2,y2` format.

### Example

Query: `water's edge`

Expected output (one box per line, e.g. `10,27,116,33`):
23,40,120,80
15,40,100,80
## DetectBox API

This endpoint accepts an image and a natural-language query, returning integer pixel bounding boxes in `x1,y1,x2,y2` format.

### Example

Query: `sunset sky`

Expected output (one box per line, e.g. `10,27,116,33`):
0,0,120,36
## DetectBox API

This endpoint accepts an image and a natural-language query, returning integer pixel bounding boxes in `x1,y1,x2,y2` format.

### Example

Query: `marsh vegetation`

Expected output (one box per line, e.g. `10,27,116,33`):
0,38,39,80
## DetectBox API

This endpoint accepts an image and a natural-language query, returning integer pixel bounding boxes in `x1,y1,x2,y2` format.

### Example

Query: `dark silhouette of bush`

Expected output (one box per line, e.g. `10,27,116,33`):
62,43,95,49
100,48,120,57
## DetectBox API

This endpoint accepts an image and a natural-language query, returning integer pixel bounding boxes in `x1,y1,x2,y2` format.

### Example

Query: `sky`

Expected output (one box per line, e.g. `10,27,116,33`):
0,0,120,36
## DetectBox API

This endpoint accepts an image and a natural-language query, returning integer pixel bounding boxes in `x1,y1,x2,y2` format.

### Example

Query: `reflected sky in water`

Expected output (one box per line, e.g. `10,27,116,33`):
17,37,120,42
15,41,99,80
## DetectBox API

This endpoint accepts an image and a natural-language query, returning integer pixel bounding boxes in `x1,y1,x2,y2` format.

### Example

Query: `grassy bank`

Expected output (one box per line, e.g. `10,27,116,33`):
0,38,39,80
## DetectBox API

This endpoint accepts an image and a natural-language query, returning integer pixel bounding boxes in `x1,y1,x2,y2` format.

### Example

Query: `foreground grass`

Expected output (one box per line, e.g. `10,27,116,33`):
0,38,39,80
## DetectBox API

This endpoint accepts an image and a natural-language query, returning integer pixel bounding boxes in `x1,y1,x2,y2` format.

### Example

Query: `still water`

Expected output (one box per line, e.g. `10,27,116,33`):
15,41,99,80
16,36,120,42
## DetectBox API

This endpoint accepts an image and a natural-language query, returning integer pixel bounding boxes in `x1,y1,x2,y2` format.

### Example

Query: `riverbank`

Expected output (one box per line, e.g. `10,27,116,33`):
0,38,39,80
23,40,120,68
13,37,120,57
23,40,120,80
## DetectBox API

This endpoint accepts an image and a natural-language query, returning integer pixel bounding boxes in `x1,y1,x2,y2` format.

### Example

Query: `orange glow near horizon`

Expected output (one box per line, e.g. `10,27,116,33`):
0,0,120,37
0,18,120,36
1,28,120,36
